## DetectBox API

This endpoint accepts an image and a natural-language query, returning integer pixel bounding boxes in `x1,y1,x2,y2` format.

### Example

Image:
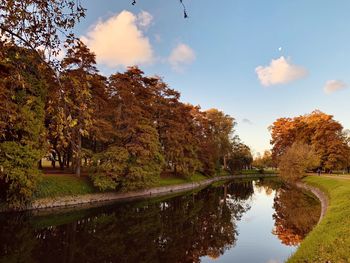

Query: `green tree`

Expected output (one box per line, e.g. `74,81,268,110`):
123,122,164,190
90,68,164,191
205,109,235,170
90,146,129,191
227,142,253,173
253,150,273,171
0,44,47,207
278,142,320,181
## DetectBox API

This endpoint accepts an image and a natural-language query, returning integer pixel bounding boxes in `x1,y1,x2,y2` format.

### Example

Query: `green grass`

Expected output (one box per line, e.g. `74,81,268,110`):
288,176,350,262
35,173,210,199
240,169,278,175
35,175,98,199
216,169,231,177
35,171,275,200
157,173,208,187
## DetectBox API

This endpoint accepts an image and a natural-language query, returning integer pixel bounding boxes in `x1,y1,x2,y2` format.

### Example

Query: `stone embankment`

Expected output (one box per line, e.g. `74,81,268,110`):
24,174,277,211
296,182,329,224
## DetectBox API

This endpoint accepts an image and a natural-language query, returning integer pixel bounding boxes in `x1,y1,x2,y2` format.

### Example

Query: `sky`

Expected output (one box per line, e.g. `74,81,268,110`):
71,0,350,155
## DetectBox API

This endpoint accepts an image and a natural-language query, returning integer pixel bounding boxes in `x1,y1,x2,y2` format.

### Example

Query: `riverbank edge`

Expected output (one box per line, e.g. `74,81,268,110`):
288,177,334,263
295,181,328,224
1,174,277,213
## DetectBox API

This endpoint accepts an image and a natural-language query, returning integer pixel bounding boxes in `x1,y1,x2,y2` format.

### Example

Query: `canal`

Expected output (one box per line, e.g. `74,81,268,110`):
0,178,321,263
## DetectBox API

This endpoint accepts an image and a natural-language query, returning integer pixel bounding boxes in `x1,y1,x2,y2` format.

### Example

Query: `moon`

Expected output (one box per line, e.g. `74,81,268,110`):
278,47,282,51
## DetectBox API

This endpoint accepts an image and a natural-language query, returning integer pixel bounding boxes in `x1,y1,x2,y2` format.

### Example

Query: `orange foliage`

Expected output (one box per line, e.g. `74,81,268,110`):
270,110,350,170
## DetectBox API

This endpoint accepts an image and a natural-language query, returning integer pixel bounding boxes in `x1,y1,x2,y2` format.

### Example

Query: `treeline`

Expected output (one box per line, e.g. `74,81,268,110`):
270,110,350,180
0,41,252,207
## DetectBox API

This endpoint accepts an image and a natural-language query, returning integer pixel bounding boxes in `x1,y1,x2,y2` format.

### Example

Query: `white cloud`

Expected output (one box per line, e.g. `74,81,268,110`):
242,118,253,125
255,56,308,87
324,80,347,94
137,11,153,29
168,43,196,72
81,10,154,68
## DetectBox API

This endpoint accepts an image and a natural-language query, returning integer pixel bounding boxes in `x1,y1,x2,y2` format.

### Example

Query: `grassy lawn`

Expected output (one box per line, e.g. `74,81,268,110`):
288,175,350,262
35,170,276,200
240,169,278,175
35,175,98,199
157,173,208,187
35,173,211,199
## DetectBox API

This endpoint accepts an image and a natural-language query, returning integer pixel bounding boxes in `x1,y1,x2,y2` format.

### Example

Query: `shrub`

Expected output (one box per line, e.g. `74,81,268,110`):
0,142,41,208
89,123,164,192
278,142,320,182
89,146,129,191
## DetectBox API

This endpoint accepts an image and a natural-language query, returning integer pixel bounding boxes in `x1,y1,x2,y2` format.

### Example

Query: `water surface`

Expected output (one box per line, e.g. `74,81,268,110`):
0,178,320,263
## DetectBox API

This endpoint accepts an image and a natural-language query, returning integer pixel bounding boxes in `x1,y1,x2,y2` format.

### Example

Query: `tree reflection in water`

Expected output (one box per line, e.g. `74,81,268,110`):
272,184,321,246
0,179,320,263
0,181,253,263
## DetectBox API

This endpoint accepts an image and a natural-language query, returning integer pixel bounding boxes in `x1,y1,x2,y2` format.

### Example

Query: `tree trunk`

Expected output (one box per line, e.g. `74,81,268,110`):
51,151,56,168
223,155,227,170
51,158,56,169
75,132,81,177
224,184,227,202
57,151,64,170
63,154,66,170
66,148,71,168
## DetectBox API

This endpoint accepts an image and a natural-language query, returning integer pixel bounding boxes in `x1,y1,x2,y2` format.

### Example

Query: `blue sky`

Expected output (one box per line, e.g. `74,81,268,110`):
73,0,350,154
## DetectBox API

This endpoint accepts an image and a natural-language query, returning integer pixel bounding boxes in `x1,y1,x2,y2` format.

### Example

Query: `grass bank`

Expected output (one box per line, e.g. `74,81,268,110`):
35,175,97,199
35,173,211,199
288,175,350,262
240,169,278,175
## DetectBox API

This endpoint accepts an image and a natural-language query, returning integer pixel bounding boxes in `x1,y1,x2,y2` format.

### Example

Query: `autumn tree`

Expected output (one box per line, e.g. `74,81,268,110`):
0,43,48,207
0,0,85,59
270,110,350,171
155,101,201,177
86,74,115,151
205,109,235,169
115,74,202,177
227,142,253,173
90,67,164,191
61,41,98,176
253,150,273,171
103,69,203,178
90,123,164,191
278,142,320,181
46,41,97,176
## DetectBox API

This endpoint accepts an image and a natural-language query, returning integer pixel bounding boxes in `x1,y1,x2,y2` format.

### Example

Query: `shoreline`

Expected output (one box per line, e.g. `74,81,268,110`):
1,174,277,213
288,176,350,262
295,181,328,224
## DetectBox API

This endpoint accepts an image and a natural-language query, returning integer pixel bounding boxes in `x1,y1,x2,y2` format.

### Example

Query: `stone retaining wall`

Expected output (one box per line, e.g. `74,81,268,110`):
296,182,329,224
1,174,278,212
32,175,276,210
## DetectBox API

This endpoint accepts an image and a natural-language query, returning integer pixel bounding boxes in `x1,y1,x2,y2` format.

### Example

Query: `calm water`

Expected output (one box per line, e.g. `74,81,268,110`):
0,178,320,263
